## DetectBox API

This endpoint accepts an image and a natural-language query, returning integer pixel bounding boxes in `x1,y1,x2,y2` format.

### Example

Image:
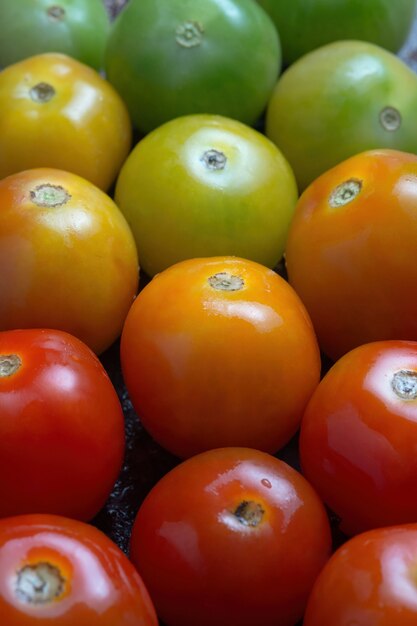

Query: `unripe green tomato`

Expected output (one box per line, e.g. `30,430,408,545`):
115,114,298,277
105,0,281,133
266,41,417,190
0,0,110,71
257,0,416,66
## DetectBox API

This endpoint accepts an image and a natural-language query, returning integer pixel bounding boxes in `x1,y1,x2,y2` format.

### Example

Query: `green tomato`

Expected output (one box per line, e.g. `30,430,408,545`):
115,114,298,277
257,0,416,66
0,0,110,71
266,41,417,190
105,0,281,133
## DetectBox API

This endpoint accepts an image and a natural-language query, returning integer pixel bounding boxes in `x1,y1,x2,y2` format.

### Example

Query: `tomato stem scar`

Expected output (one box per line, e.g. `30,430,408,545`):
0,354,22,378
391,370,417,400
208,272,244,291
380,106,402,132
30,184,71,208
233,501,265,527
30,82,56,103
201,149,227,171
47,5,66,20
16,563,65,604
329,178,362,208
175,21,204,47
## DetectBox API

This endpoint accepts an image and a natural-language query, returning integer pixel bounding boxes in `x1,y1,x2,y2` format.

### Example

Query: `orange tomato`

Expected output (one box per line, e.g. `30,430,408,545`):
0,53,132,190
0,168,138,354
120,256,321,458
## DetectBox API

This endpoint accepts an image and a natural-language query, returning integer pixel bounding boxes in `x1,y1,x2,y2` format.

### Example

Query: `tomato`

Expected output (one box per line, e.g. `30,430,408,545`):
304,524,417,626
0,329,125,521
0,514,158,625
115,114,298,277
0,53,132,190
0,0,110,70
285,149,417,360
300,340,417,536
130,447,331,626
0,168,138,354
257,0,415,66
105,0,281,133
120,256,320,458
266,41,417,190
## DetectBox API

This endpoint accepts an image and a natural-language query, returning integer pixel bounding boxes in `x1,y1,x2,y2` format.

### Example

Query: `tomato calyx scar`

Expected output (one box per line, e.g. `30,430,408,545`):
329,178,362,208
47,5,66,20
30,82,56,103
16,563,66,605
391,369,417,400
380,106,402,132
208,272,244,291
175,21,204,48
30,184,71,208
201,149,227,171
0,354,22,378
233,500,265,527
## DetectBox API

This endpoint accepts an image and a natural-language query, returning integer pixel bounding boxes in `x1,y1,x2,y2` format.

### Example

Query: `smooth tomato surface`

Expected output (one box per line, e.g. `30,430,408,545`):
121,257,320,458
130,447,331,626
0,53,131,190
0,329,125,521
115,114,298,276
105,0,280,133
0,0,110,70
0,168,138,354
300,340,417,535
304,524,417,626
266,42,417,190
286,149,417,360
0,514,158,626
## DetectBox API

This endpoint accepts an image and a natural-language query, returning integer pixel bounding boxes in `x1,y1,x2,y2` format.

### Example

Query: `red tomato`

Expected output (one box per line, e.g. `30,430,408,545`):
0,329,125,521
120,256,321,458
300,340,417,535
130,447,331,626
285,149,417,360
0,514,158,625
304,524,417,626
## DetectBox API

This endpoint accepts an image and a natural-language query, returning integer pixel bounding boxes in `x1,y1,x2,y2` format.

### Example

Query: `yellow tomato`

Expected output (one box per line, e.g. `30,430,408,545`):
0,53,132,190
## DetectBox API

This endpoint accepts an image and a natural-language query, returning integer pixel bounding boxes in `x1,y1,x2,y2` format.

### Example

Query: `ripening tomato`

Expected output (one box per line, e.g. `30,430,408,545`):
0,514,158,625
0,168,138,354
115,114,298,276
121,257,321,458
285,149,417,360
300,340,417,536
0,0,110,70
0,329,125,521
105,0,281,133
266,41,417,190
0,53,132,190
304,524,417,626
130,447,331,626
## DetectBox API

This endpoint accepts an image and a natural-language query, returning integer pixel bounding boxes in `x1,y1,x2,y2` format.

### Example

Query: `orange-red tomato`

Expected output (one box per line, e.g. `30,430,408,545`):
130,447,332,626
0,53,132,190
121,256,320,458
0,514,158,625
304,524,417,626
300,340,417,536
0,168,138,354
285,149,417,360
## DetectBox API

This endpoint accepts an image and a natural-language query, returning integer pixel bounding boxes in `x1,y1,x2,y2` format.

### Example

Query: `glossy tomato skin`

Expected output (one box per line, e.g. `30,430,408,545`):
0,0,110,70
0,168,138,354
258,0,415,65
286,149,417,360
300,340,417,536
0,329,125,521
304,524,417,626
121,257,321,458
266,42,417,190
105,0,280,133
0,514,158,626
0,53,132,190
130,447,332,626
115,114,298,276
